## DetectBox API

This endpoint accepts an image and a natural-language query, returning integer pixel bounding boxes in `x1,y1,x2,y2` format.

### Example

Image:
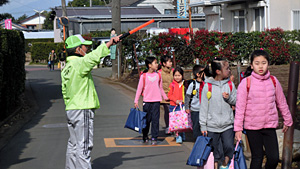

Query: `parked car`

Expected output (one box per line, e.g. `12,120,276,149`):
92,37,112,67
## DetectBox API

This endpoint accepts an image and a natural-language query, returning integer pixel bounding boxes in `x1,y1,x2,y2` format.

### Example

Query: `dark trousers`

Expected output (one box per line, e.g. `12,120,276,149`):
142,102,160,140
191,111,202,138
162,104,169,127
50,61,54,70
246,128,279,169
208,128,234,162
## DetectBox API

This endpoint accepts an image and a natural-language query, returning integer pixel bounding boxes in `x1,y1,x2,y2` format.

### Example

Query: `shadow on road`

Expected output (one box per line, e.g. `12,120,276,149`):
0,69,63,168
92,151,183,169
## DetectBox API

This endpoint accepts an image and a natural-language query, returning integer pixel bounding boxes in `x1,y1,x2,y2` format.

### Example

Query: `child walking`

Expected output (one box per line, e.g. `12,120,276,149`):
159,55,173,134
234,50,293,169
168,67,186,144
200,58,236,169
134,57,168,145
185,65,206,139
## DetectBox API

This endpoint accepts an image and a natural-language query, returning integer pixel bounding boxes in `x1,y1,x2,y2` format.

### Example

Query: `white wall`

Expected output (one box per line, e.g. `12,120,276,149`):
270,0,300,30
137,0,174,14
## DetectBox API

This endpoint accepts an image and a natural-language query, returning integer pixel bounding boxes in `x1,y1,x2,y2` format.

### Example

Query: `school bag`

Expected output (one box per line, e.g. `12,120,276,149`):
246,75,276,93
186,135,213,167
206,81,233,100
185,79,205,104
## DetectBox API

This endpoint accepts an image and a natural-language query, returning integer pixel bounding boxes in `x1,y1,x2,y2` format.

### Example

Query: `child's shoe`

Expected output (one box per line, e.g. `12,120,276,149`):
176,135,182,144
151,138,157,145
165,127,170,135
142,136,149,143
219,165,229,169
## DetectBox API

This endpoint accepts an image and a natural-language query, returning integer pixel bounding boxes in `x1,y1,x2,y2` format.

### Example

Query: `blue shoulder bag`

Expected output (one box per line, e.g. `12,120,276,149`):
124,108,147,134
186,135,213,167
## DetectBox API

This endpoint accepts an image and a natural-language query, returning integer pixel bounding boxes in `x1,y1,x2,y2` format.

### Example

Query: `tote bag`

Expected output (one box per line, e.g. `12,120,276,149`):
197,152,214,169
186,135,213,167
229,140,247,169
124,108,147,134
169,104,192,133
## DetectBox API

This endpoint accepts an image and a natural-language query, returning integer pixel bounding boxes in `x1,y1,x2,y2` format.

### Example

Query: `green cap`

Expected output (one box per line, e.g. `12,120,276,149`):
65,34,92,49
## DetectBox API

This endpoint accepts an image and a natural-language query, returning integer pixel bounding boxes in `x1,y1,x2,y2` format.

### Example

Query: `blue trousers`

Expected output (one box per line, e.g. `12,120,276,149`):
208,128,234,162
142,102,160,140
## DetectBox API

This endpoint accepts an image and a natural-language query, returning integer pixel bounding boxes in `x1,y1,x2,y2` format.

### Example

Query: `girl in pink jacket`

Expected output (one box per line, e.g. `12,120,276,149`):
234,50,293,169
134,57,168,145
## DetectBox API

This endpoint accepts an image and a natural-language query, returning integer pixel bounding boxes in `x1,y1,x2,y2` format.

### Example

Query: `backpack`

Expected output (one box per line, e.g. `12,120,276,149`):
206,81,233,100
246,75,276,93
185,79,205,104
141,72,161,96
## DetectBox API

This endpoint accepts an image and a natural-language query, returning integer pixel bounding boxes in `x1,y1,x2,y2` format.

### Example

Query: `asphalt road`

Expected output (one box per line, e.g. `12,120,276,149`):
0,65,194,169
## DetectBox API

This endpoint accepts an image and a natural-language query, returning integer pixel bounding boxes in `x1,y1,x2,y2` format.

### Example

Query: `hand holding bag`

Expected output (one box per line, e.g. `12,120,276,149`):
124,108,147,134
229,140,247,169
169,104,193,133
186,135,213,167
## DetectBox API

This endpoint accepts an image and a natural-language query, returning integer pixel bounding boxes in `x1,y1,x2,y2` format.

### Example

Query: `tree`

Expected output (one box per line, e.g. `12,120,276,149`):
0,0,9,6
67,0,109,7
15,14,28,24
0,13,15,22
43,11,53,30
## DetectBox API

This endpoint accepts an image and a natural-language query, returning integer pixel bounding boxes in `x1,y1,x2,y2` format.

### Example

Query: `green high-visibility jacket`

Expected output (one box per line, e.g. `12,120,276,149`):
61,43,110,110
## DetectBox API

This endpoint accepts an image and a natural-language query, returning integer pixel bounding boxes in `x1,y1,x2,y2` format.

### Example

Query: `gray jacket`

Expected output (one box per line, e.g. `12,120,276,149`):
199,77,236,132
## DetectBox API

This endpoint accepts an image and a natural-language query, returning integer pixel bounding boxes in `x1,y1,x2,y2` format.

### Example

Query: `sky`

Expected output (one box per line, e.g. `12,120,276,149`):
0,0,70,19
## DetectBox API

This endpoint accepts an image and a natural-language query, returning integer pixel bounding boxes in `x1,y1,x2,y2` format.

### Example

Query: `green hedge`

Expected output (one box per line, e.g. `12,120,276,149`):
31,42,64,63
0,29,26,121
24,38,54,53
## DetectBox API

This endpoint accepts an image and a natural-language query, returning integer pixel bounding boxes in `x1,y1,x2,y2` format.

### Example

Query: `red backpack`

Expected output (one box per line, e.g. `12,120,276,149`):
206,81,233,100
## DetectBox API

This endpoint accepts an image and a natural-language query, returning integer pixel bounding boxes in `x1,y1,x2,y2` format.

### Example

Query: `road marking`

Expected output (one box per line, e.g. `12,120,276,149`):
104,137,181,147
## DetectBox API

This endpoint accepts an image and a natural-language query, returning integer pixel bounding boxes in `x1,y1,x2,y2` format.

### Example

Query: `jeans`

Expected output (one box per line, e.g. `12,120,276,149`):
246,128,279,169
208,128,234,162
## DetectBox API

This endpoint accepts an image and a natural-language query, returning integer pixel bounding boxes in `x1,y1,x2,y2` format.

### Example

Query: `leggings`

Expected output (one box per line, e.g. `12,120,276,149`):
246,128,279,169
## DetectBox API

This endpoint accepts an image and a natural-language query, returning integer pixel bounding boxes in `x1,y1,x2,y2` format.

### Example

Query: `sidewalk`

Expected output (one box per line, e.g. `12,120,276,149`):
91,67,195,150
91,67,253,168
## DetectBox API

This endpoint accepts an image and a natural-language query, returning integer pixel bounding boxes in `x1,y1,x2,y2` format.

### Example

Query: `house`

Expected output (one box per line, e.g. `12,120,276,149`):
19,13,46,30
0,20,26,30
53,5,205,43
189,0,300,32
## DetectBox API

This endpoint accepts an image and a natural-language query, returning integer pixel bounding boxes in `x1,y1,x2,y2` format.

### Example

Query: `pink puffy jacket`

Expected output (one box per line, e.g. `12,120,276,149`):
234,71,293,131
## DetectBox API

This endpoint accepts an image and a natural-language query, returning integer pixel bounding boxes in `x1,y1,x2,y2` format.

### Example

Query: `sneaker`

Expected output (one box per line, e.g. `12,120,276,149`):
151,138,157,145
176,136,182,144
165,127,171,135
220,165,229,169
142,136,149,143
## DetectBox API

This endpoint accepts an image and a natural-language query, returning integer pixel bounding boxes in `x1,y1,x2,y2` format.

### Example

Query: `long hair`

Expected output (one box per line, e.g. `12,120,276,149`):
205,58,227,78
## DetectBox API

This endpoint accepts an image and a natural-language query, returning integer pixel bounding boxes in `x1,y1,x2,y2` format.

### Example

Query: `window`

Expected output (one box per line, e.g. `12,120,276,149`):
293,10,300,30
254,8,265,31
233,10,245,32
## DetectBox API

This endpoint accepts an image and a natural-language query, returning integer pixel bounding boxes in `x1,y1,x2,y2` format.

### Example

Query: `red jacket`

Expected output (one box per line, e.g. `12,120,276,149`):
168,80,185,106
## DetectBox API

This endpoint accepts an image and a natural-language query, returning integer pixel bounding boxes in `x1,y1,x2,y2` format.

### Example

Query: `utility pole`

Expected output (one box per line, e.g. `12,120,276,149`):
61,0,69,38
111,0,121,79
188,0,192,30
